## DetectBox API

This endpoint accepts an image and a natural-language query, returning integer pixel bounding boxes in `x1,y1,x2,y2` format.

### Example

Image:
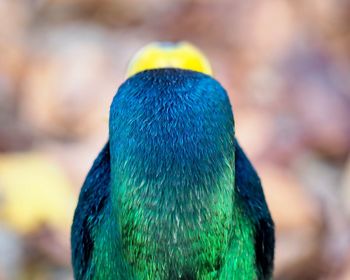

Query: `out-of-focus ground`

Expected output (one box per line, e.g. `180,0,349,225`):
0,0,350,279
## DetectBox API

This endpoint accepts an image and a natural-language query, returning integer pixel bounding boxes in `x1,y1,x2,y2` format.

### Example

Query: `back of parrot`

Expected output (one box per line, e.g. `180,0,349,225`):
71,43,274,280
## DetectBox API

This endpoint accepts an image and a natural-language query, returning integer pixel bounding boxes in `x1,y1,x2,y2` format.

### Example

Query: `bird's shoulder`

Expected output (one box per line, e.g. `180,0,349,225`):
234,139,275,279
71,142,111,279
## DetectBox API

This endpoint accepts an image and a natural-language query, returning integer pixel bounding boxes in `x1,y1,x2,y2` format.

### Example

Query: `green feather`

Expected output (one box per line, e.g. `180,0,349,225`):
71,69,274,280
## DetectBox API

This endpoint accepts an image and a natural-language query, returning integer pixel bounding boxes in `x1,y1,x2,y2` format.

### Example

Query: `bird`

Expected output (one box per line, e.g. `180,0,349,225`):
71,42,275,280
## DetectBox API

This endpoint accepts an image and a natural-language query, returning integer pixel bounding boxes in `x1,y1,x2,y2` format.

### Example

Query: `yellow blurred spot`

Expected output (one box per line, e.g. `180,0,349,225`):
0,153,76,233
126,42,213,77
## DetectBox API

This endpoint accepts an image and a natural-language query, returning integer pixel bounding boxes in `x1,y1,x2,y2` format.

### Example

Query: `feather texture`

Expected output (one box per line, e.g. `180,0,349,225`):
71,69,274,279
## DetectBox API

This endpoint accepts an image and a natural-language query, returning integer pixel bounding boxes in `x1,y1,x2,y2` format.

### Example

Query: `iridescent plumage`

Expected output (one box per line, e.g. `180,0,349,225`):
71,69,274,279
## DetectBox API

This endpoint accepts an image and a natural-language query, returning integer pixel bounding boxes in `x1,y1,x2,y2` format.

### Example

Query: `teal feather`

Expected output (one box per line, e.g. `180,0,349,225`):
71,69,274,279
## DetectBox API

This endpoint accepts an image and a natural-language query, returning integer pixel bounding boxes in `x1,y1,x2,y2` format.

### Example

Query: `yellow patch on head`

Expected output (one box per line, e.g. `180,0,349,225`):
126,42,213,77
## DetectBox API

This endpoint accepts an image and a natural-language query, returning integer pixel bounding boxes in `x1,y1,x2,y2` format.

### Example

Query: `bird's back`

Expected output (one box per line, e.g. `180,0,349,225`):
72,69,274,280
109,69,236,279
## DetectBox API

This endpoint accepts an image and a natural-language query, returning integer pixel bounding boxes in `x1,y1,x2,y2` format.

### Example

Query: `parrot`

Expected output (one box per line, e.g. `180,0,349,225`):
71,42,275,280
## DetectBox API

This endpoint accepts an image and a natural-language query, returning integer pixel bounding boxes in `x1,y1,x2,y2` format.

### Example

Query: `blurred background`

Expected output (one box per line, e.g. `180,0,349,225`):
1,0,350,279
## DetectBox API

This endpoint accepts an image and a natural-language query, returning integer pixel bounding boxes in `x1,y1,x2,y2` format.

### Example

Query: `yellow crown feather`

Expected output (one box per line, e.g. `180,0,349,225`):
126,42,212,77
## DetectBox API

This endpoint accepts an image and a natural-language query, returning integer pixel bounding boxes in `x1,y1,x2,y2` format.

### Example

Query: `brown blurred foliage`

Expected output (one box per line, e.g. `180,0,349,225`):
0,0,350,279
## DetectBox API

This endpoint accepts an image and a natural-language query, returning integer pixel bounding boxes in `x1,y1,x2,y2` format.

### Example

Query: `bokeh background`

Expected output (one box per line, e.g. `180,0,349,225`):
1,0,350,279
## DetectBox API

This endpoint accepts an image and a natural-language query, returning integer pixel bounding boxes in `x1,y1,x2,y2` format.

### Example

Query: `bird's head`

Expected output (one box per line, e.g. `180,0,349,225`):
126,41,213,77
